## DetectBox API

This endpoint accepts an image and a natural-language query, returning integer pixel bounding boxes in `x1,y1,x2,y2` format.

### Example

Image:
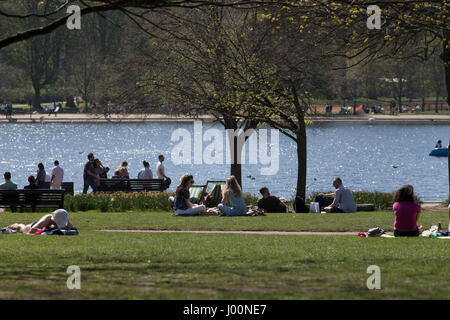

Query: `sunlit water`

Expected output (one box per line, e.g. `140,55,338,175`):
0,122,448,201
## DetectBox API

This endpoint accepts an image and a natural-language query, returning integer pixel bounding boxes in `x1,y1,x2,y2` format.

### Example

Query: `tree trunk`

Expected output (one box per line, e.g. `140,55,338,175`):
32,84,41,109
397,80,403,113
442,29,450,106
435,90,440,113
224,119,243,188
296,120,307,199
231,133,242,187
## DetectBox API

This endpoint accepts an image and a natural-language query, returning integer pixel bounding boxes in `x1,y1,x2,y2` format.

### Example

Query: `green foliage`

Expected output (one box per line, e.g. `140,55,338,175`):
243,193,259,206
65,192,173,212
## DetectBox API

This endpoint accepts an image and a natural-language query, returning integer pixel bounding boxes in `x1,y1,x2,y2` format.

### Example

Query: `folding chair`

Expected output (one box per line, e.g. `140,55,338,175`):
189,184,207,204
204,180,226,208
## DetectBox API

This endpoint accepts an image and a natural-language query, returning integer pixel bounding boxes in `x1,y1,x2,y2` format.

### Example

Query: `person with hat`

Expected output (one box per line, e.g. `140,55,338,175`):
7,209,73,234
24,175,39,189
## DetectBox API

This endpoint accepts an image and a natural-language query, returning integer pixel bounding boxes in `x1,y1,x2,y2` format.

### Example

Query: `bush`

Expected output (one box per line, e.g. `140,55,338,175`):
308,190,421,211
65,192,173,212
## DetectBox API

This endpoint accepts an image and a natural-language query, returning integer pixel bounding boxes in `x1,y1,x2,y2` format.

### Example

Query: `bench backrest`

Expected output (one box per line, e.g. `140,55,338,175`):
61,182,74,195
98,179,164,193
0,189,65,209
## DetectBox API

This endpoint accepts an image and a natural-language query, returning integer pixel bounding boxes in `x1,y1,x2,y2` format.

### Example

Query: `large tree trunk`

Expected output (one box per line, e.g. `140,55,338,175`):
231,133,242,187
224,118,243,188
296,120,307,199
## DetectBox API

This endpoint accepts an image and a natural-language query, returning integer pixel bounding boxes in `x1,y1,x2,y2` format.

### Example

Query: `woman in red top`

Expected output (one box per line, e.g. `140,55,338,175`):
393,185,421,237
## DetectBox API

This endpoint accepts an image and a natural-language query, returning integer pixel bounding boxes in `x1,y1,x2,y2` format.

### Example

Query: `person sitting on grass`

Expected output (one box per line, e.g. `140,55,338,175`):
218,176,247,216
7,209,73,234
257,187,287,213
393,185,421,237
324,177,357,213
172,174,206,216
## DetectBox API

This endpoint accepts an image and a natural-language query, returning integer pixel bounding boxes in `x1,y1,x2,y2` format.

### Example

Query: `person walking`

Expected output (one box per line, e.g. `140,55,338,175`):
83,153,100,194
50,160,64,189
156,155,171,189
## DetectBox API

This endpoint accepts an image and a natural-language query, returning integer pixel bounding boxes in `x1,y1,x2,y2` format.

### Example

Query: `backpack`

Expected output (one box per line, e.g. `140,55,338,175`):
367,227,385,237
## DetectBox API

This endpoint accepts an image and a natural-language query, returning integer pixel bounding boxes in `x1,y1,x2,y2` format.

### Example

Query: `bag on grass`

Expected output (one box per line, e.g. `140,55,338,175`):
309,202,320,213
367,227,385,237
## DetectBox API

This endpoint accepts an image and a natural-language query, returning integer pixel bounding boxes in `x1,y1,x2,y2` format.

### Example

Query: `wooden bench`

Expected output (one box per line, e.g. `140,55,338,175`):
97,179,165,193
0,189,65,212
61,182,74,195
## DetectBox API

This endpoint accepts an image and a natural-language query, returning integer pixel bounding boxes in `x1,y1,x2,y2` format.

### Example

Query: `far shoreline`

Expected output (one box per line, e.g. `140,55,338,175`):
1,113,450,125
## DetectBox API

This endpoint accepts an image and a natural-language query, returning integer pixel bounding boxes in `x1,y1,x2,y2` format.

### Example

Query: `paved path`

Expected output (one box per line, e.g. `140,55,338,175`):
1,113,449,124
98,229,361,236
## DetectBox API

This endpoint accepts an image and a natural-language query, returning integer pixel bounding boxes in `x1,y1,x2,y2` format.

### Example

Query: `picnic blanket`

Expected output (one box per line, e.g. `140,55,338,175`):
40,226,79,235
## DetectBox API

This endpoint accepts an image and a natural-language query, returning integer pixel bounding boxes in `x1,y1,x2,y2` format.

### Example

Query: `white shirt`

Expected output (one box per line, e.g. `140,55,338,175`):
51,165,64,186
138,167,153,179
156,161,165,179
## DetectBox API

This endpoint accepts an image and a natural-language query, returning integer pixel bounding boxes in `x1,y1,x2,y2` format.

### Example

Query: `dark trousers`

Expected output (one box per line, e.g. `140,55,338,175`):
330,207,345,213
83,178,98,194
394,229,419,237
163,177,171,190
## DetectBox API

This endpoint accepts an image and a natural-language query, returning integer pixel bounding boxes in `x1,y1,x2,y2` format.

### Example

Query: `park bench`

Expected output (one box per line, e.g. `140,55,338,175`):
61,182,74,195
97,179,165,193
0,189,65,212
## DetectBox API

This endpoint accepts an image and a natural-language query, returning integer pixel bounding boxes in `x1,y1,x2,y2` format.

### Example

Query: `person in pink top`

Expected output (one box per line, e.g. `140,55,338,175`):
393,185,421,237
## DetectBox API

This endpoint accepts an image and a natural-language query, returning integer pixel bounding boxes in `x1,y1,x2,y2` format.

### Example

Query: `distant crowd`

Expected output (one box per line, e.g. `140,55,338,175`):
81,153,171,194
0,153,172,193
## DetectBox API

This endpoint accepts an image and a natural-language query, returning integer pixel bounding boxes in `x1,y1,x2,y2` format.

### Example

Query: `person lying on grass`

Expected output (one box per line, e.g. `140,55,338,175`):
7,209,73,234
217,176,247,216
172,174,206,216
392,185,422,237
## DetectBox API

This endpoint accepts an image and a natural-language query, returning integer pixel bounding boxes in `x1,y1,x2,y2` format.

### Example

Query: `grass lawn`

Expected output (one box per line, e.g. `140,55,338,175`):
0,211,448,299
0,210,447,232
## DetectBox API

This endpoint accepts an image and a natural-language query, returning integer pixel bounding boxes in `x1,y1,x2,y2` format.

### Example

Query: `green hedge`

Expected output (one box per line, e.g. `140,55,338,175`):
65,192,173,212
308,190,421,211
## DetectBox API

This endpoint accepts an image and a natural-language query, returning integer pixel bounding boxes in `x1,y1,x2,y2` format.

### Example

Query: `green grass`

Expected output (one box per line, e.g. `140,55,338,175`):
1,210,447,232
0,211,448,299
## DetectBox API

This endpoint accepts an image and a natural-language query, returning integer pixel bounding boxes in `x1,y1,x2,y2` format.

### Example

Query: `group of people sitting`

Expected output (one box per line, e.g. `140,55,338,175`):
82,153,171,193
171,175,248,216
0,160,64,191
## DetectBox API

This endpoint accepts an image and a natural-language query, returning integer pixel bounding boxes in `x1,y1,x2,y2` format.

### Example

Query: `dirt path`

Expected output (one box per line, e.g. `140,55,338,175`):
98,229,364,236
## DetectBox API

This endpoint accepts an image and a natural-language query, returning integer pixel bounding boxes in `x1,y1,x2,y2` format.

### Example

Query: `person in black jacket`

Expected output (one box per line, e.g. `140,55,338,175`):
257,187,287,213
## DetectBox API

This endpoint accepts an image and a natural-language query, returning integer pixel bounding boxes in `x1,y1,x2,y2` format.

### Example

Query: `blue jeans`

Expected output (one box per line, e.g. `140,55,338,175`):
218,204,247,216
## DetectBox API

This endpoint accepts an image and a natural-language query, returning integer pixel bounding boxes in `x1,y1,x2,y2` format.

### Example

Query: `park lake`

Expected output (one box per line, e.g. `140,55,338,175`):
0,121,448,201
